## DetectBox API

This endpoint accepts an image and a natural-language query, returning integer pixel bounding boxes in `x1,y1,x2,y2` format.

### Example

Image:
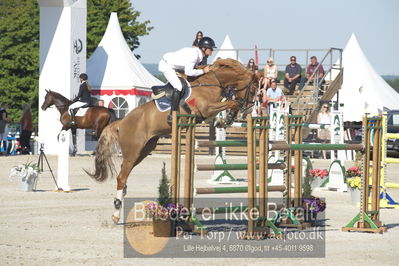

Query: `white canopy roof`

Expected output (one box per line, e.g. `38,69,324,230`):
335,34,399,121
211,34,241,63
87,12,162,90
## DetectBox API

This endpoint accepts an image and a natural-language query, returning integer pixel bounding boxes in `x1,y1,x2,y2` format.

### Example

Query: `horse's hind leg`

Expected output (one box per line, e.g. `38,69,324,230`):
112,158,135,224
111,137,159,224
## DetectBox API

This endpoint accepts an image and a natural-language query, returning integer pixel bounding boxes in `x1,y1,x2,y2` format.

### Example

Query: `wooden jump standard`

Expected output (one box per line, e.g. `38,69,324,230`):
170,112,386,235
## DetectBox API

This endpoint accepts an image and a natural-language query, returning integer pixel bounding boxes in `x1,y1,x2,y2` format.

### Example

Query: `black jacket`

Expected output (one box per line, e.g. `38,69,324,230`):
73,82,91,104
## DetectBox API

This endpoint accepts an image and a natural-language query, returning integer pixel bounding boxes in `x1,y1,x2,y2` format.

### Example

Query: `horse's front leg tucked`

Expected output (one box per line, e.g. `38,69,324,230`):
197,100,239,118
196,100,240,128
57,126,69,141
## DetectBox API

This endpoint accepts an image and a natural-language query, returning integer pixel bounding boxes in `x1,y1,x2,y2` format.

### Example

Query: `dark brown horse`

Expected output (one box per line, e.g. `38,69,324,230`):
41,90,116,154
86,59,260,223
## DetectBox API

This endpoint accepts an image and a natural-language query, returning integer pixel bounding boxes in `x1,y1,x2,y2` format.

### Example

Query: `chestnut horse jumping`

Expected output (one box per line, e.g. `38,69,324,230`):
86,59,260,223
41,90,116,154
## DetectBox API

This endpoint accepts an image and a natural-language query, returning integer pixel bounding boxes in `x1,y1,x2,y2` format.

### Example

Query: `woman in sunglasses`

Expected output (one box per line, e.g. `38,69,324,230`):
317,104,331,159
262,57,278,90
246,58,258,73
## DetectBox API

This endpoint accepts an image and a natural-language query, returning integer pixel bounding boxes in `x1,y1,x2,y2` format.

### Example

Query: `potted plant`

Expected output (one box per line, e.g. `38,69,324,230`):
9,162,39,192
302,166,326,225
309,168,329,189
346,167,362,205
145,163,179,237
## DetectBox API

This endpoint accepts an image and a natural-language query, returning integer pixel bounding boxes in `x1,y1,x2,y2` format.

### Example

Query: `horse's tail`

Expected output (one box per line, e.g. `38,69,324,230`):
107,108,117,124
84,121,119,182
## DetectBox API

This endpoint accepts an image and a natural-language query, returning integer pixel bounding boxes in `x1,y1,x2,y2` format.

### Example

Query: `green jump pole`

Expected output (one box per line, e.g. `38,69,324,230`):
197,141,363,151
195,185,286,194
197,140,248,147
196,163,286,171
270,143,364,151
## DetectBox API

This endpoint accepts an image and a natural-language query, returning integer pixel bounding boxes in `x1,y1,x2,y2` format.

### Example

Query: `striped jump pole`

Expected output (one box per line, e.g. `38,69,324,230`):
301,123,330,129
195,185,286,194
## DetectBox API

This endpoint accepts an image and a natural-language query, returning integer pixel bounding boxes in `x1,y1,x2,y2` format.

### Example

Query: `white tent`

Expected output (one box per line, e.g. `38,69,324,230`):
87,12,163,118
335,34,399,121
211,34,241,63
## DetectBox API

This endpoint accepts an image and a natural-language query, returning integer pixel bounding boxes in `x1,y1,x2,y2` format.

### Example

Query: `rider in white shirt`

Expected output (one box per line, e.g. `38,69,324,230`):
158,37,216,124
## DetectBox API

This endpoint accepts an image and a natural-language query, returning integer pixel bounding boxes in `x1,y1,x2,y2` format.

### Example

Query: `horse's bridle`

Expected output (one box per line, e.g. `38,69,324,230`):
191,70,257,112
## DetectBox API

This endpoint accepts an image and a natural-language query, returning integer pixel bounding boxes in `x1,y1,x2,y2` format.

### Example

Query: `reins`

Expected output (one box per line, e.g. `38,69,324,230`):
190,69,257,112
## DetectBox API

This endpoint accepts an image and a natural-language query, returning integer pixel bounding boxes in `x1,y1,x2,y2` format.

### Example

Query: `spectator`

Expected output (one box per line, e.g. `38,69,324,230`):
300,56,325,90
193,31,208,66
284,56,302,95
0,102,11,155
263,57,278,90
246,58,258,73
20,103,33,154
97,99,104,107
192,31,203,47
317,104,331,159
265,81,284,107
255,86,267,116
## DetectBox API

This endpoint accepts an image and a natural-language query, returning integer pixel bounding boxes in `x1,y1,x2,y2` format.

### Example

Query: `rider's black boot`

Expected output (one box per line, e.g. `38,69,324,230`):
70,109,77,126
167,89,182,125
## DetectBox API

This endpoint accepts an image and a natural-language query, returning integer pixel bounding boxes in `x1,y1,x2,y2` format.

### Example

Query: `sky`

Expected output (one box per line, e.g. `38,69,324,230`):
131,0,398,75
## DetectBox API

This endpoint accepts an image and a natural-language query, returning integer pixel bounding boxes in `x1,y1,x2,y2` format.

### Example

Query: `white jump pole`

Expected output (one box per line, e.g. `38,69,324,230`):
38,0,87,190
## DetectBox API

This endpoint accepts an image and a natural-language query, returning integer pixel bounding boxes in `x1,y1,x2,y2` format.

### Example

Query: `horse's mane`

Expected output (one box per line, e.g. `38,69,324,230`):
188,58,252,83
50,91,72,105
211,58,252,75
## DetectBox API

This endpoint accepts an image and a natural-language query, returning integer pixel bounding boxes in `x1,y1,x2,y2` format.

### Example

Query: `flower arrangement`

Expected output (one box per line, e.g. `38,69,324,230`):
9,162,40,192
302,196,326,214
309,168,329,179
145,162,184,221
346,167,361,178
145,202,183,221
9,162,39,182
347,176,362,190
303,165,326,218
346,167,362,190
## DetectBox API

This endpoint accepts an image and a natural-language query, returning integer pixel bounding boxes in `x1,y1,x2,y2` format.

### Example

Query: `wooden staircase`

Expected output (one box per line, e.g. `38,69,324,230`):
282,68,344,123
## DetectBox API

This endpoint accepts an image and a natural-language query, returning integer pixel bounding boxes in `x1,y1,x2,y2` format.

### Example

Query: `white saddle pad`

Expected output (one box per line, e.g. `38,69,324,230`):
76,107,89,117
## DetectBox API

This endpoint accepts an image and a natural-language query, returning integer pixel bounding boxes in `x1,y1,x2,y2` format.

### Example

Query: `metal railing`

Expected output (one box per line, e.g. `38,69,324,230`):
294,48,343,115
211,48,335,71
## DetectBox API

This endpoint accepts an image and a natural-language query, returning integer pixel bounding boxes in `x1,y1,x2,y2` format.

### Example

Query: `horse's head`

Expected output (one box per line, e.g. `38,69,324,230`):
41,89,54,111
211,59,260,113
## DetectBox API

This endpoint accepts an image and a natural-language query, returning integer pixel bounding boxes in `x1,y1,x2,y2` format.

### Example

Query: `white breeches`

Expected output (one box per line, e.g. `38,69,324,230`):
68,101,87,111
158,59,183,91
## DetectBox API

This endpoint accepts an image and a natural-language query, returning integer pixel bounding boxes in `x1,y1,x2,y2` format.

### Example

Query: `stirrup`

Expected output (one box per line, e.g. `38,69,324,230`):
167,114,173,125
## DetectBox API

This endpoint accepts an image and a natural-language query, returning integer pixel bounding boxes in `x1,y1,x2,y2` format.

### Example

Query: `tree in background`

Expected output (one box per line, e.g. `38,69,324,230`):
0,0,152,125
387,79,399,93
87,0,153,58
0,0,39,123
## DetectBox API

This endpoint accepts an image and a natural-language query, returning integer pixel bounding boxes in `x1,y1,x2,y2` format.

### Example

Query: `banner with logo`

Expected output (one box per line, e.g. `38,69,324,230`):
70,0,87,153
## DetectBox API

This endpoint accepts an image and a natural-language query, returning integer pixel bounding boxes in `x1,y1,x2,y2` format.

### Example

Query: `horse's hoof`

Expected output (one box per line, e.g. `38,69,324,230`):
111,215,120,224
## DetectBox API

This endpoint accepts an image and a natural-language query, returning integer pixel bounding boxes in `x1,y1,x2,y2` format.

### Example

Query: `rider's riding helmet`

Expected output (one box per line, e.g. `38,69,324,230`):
79,73,88,80
198,37,217,50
